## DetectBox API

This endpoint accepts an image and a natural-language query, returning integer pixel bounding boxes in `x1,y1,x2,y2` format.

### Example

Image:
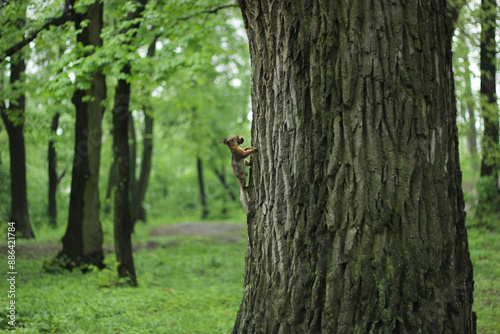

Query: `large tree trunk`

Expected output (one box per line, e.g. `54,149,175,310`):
59,2,105,268
233,1,475,333
48,113,60,226
1,53,35,239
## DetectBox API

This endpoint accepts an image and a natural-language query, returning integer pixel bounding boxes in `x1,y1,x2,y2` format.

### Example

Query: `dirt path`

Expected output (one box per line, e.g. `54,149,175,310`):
0,222,246,259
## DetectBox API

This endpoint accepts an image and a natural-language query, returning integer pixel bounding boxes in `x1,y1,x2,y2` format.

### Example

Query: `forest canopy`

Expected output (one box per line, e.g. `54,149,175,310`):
0,0,252,229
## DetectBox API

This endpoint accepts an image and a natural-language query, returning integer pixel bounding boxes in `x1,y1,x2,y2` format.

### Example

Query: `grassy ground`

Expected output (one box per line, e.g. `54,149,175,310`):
0,232,247,333
0,217,498,333
468,225,500,334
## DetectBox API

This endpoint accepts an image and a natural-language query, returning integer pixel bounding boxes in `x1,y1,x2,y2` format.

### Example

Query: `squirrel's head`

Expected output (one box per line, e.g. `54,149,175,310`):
222,135,244,148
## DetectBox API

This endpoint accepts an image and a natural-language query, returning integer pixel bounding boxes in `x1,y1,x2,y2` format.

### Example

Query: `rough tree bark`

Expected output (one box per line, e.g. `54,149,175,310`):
233,1,475,333
59,1,106,269
1,53,35,239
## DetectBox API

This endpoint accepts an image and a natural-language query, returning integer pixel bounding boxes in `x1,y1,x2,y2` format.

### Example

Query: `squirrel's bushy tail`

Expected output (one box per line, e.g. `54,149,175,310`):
240,188,249,213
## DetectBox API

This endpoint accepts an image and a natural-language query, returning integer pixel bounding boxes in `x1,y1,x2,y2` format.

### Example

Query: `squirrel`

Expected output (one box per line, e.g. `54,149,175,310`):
222,135,258,212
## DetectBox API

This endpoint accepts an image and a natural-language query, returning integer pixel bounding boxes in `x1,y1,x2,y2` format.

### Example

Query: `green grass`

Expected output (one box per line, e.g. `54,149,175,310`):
0,234,247,333
0,217,498,333
468,226,500,334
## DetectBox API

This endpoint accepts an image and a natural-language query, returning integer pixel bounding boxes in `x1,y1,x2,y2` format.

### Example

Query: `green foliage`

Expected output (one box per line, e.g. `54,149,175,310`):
475,175,500,223
90,259,136,288
1,0,251,225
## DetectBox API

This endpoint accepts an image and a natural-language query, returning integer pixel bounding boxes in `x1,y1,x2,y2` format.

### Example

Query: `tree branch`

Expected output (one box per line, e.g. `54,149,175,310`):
2,2,237,59
2,9,75,59
178,4,238,22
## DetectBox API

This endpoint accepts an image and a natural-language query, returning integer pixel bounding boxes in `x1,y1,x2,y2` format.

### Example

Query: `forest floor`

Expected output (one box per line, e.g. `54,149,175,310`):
0,220,249,333
0,220,497,333
0,222,246,259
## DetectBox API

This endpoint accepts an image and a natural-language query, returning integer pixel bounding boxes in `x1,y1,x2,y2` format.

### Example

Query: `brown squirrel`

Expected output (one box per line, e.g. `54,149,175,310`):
222,135,257,212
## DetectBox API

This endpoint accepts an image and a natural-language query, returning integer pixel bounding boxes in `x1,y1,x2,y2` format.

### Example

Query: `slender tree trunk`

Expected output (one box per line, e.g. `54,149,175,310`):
128,110,148,224
104,159,115,216
48,113,60,226
478,0,499,211
465,77,479,172
458,29,479,171
129,112,137,199
131,38,157,226
111,0,148,284
113,66,136,284
467,104,478,159
213,166,237,202
131,106,154,225
197,157,208,219
1,53,35,239
59,2,105,269
233,1,475,333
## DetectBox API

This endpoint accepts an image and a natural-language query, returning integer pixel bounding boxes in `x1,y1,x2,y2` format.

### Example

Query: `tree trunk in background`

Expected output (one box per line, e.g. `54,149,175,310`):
48,113,60,226
111,0,148,285
197,157,208,219
131,38,157,227
465,72,479,172
129,112,137,202
104,159,115,215
467,104,478,160
214,167,237,202
112,66,136,284
478,0,499,212
233,1,475,333
131,106,153,226
1,53,35,239
59,2,105,269
456,25,479,168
